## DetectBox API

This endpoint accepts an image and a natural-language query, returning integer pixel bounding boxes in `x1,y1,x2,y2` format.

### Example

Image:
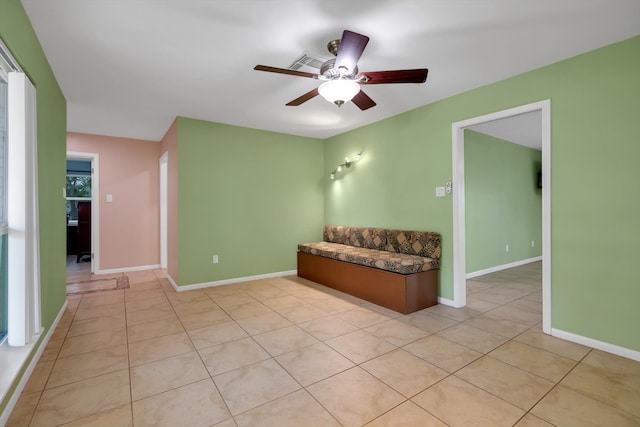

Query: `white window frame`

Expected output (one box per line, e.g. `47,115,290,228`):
0,38,42,411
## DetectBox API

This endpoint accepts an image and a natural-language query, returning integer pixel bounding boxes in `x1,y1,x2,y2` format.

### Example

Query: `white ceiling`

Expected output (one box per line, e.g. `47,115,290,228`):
468,111,542,150
20,0,640,142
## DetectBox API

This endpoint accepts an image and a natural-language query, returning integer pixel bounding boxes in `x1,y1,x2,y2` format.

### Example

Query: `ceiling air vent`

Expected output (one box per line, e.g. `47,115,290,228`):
288,51,329,73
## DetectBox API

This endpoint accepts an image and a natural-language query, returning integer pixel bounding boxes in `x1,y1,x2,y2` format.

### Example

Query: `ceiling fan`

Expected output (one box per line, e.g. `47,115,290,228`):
254,30,428,110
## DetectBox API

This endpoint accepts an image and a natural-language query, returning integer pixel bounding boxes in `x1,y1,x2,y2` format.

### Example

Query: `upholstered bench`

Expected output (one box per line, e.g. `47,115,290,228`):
297,225,440,314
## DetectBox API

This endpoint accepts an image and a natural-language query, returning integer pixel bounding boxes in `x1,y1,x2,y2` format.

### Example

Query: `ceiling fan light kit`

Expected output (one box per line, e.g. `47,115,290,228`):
254,29,428,110
318,80,360,107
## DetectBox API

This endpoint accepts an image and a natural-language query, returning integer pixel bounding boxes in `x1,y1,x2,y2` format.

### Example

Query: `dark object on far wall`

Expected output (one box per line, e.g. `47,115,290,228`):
537,171,542,189
77,201,91,262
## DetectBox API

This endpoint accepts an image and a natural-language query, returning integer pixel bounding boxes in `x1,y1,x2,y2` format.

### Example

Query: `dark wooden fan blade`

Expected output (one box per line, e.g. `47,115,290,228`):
286,88,319,106
254,65,319,79
352,90,376,111
358,69,428,84
335,30,369,74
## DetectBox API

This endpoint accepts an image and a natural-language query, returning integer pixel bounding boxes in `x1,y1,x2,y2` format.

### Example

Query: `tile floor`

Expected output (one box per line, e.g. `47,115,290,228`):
6,262,640,426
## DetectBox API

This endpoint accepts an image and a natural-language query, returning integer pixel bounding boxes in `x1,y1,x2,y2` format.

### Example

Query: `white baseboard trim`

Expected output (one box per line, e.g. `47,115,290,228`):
466,256,542,279
96,264,161,275
168,270,298,292
551,328,640,362
0,300,68,426
437,297,457,307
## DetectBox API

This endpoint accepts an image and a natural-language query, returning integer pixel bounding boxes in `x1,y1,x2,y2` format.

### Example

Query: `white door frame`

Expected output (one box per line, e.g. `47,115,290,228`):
66,151,100,273
451,99,551,334
159,151,168,269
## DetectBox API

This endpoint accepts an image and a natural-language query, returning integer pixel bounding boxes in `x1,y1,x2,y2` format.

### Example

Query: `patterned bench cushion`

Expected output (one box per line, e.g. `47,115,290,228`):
323,225,441,260
298,242,439,275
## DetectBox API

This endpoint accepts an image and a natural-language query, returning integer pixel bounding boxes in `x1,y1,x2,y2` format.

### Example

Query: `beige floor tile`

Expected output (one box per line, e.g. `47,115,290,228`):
513,413,555,426
74,302,125,321
489,341,577,382
560,362,640,417
362,349,448,398
199,337,271,376
130,351,209,401
307,366,405,426
234,389,340,427
170,299,219,317
127,316,185,343
298,316,358,341
30,370,130,427
253,325,319,356
463,313,531,338
337,306,395,328
178,308,232,331
59,404,132,427
22,360,54,393
67,314,126,337
211,292,257,308
581,349,640,375
413,375,524,427
125,295,171,312
276,342,354,386
224,301,273,320
326,330,397,364
78,290,124,308
187,321,248,350
40,338,64,362
124,288,166,302
404,335,482,373
486,304,542,325
465,297,500,312
213,359,301,415
436,323,508,354
399,311,458,334
260,294,305,310
5,391,40,427
129,332,194,366
126,305,176,326
364,401,448,427
165,290,209,305
133,379,230,426
514,329,591,360
235,311,293,335
456,356,554,410
47,344,129,388
422,304,482,322
365,319,429,346
275,304,330,323
531,385,640,426
59,328,127,358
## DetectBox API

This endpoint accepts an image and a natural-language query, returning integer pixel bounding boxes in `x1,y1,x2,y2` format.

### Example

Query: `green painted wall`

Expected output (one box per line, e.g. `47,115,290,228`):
175,118,324,286
325,35,640,351
0,0,67,413
464,130,542,273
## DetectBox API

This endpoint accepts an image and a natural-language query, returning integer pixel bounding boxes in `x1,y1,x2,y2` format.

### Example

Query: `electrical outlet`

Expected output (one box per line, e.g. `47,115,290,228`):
212,255,219,264
505,244,510,252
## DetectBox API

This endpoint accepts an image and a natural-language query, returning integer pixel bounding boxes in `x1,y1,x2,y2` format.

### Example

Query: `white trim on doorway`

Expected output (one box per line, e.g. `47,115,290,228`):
159,151,168,269
66,151,100,273
451,99,551,334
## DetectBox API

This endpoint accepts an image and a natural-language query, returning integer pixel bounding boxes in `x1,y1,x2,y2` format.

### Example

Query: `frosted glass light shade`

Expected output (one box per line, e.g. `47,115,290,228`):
318,80,360,106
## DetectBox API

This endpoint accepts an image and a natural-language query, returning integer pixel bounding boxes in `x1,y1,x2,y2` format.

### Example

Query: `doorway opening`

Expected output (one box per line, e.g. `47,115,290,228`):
66,152,99,281
451,100,551,334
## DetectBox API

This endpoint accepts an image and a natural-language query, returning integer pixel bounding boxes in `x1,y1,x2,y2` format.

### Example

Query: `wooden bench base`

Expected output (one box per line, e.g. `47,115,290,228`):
297,252,438,314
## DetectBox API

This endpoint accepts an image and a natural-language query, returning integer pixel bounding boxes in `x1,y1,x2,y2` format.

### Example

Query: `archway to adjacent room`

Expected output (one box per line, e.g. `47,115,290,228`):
451,100,551,334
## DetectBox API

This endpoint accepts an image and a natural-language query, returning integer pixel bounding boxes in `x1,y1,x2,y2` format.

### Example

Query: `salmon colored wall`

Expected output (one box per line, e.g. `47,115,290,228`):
160,120,178,283
67,132,161,271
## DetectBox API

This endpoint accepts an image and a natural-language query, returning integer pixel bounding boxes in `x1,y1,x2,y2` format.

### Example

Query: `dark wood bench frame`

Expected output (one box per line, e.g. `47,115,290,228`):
297,251,438,314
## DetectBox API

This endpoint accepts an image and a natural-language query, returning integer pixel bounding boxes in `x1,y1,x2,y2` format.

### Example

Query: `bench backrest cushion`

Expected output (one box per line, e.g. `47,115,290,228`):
385,229,441,260
323,225,441,260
